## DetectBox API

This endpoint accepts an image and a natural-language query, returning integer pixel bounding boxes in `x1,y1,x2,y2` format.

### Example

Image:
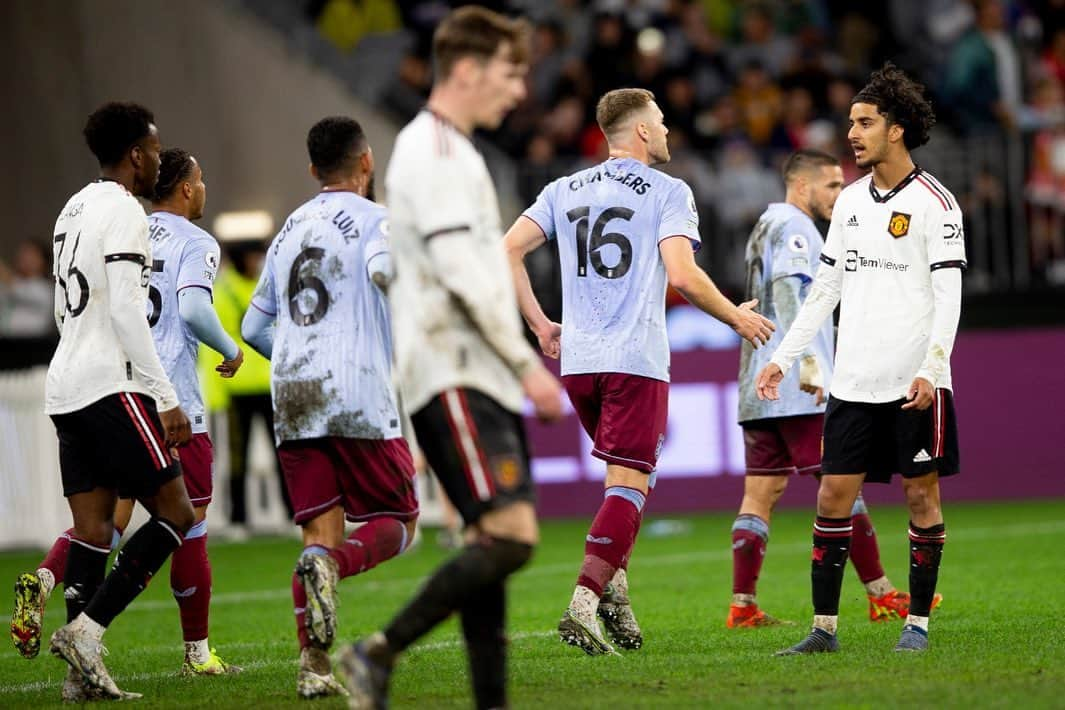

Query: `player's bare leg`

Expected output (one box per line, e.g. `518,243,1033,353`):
895,471,944,652
729,474,793,628
558,464,646,655
339,501,535,710
777,473,863,656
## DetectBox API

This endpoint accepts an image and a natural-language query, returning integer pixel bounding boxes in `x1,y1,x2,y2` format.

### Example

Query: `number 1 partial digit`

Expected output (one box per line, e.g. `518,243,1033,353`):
566,206,590,277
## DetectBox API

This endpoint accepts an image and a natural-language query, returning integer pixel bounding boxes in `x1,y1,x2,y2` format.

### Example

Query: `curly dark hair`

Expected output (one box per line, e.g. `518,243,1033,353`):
852,63,936,150
307,116,366,177
151,148,196,202
82,102,155,167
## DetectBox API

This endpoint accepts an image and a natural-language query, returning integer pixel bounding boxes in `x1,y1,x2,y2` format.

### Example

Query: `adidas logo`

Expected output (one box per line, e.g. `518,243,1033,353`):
913,449,932,463
847,215,859,227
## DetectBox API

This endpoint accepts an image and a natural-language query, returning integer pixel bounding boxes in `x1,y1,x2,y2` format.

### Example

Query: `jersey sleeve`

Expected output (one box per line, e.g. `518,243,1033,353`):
249,243,279,317
926,203,968,272
769,218,819,282
102,199,150,262
176,237,221,295
819,209,844,269
658,181,700,250
521,182,557,240
409,155,480,240
364,213,393,283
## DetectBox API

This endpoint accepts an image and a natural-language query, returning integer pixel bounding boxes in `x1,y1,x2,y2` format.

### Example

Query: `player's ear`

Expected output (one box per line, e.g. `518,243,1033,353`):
309,163,319,181
888,122,904,144
129,144,143,170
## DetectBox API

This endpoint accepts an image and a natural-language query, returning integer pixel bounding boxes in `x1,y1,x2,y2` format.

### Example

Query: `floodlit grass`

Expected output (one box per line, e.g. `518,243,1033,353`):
2,499,1063,708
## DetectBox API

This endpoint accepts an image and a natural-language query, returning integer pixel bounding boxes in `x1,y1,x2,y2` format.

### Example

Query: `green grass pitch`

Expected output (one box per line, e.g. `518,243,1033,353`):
2,499,1063,708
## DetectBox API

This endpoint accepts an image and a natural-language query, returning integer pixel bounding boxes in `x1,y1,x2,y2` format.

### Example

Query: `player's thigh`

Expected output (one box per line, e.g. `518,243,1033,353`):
592,374,669,473
277,438,345,526
894,388,960,481
820,397,879,476
178,432,214,509
411,388,534,529
51,408,115,499
562,374,600,441
778,413,825,476
333,437,419,524
742,419,796,477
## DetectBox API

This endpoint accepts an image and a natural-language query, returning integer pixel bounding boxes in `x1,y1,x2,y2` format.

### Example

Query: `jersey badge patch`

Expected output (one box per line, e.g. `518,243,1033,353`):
888,211,911,238
205,251,219,270
788,234,809,253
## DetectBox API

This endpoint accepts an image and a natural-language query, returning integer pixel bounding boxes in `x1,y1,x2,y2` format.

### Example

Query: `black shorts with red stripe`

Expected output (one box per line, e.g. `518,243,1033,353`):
411,387,534,526
52,392,181,499
820,388,960,482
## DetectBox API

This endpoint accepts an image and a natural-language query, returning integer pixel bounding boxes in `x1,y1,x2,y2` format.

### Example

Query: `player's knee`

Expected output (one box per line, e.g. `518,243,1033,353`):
76,520,115,549
402,518,419,548
483,536,534,577
165,500,196,534
902,479,939,516
816,479,856,516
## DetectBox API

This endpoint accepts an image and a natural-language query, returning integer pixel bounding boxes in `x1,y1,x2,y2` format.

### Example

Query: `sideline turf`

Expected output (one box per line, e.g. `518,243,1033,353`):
1,499,1062,708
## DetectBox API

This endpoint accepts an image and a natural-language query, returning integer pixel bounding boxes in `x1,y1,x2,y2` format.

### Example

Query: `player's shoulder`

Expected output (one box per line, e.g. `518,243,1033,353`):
394,110,469,161
838,173,873,202
912,168,959,213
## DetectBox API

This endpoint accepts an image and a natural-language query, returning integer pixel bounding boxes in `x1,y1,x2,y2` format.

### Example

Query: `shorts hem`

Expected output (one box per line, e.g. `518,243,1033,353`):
293,495,343,525
188,495,212,506
344,508,420,523
745,466,795,476
591,447,655,473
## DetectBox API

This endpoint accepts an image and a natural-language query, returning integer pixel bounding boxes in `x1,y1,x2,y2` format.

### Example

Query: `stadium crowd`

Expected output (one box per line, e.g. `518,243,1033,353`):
305,0,1065,288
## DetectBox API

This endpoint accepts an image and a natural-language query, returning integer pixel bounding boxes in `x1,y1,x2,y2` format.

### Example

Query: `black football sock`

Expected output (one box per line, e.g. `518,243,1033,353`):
908,522,946,617
383,537,532,655
460,580,506,710
811,516,852,616
63,538,110,623
83,518,183,628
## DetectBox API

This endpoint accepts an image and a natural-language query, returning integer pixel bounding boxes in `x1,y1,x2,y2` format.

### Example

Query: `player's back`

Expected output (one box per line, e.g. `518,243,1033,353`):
737,202,833,422
46,180,153,414
146,212,220,432
523,157,700,382
257,190,399,442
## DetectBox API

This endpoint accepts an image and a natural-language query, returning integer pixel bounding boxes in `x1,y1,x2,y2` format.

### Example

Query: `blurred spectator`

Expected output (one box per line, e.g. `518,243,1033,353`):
311,0,401,51
769,85,816,156
726,4,797,77
1025,75,1065,283
731,60,783,146
0,240,54,337
205,243,292,528
942,0,1021,132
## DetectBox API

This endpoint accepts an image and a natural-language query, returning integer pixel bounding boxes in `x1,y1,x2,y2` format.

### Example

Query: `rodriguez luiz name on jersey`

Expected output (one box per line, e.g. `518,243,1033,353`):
821,167,966,402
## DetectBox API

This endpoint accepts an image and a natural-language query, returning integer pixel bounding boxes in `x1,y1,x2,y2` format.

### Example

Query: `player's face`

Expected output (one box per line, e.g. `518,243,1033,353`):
807,164,844,222
132,124,162,198
187,159,206,221
643,102,670,164
847,102,889,169
472,44,528,130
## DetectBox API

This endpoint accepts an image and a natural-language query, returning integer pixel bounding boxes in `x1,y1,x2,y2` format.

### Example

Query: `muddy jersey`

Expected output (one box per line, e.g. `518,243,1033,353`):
250,191,400,443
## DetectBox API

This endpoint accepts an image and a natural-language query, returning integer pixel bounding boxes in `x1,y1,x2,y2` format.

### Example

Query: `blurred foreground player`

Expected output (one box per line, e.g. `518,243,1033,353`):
759,65,963,654
505,88,773,655
42,102,196,700
241,116,420,699
12,149,245,678
335,8,563,710
731,149,938,628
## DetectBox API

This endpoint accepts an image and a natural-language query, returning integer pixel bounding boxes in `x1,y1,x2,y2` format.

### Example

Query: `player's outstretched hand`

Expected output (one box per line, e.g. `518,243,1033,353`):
160,406,192,447
216,347,244,379
901,377,934,410
733,299,775,348
755,363,784,401
522,366,563,423
535,321,562,359
798,355,826,405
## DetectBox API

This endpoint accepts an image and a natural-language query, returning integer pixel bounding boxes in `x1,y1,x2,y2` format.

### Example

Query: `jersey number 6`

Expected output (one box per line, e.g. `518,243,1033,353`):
288,247,329,326
566,206,635,279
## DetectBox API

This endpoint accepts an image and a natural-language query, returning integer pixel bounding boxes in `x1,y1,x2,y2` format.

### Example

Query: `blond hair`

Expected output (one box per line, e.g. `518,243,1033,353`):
595,88,656,139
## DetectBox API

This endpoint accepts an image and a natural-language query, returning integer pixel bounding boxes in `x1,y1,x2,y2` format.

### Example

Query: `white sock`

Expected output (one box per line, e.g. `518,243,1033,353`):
570,585,599,622
864,576,894,597
732,593,756,607
185,638,211,664
610,568,629,597
69,613,106,642
36,568,56,598
813,614,838,634
905,614,929,632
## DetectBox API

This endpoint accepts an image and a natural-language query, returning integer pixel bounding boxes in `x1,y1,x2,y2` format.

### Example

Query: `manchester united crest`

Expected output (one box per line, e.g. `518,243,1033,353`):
888,211,911,238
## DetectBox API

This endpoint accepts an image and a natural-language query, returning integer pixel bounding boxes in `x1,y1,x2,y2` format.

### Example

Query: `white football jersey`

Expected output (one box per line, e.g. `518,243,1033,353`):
250,190,401,443
773,167,966,403
522,157,700,382
386,110,538,414
146,212,222,434
46,180,178,415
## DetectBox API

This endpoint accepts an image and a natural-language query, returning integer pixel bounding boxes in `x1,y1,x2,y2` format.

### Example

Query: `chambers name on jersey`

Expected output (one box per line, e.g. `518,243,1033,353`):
522,156,700,382
250,190,400,443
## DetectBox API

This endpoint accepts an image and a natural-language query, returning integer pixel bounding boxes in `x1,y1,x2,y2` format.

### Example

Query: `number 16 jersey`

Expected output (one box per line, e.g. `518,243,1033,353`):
522,157,700,382
250,191,400,444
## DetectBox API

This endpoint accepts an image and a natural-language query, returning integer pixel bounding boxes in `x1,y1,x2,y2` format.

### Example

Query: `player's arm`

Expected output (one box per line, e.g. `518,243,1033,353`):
240,247,278,360
905,205,966,410
104,204,188,444
771,276,824,403
503,215,560,359
176,240,242,376
659,237,773,346
365,215,394,292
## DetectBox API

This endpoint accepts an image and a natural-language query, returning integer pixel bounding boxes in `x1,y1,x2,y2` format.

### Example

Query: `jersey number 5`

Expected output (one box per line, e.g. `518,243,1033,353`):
147,259,165,327
288,247,329,326
54,232,89,319
566,206,635,279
